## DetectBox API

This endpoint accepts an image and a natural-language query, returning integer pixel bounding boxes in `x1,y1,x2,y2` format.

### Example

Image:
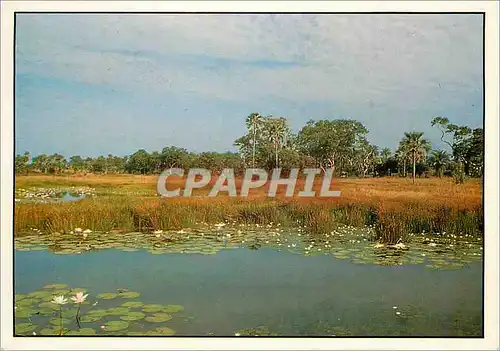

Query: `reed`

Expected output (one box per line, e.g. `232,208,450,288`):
14,175,483,244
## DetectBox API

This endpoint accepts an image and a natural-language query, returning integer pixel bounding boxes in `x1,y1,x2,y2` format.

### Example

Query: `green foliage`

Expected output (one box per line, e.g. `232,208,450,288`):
431,116,484,182
399,132,431,183
16,114,482,180
296,119,374,176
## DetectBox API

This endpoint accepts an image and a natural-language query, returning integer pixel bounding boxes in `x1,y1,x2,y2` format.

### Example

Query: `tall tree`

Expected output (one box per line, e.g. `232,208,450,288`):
400,132,431,184
297,119,369,175
428,149,450,177
245,112,263,168
431,116,483,183
15,152,31,174
263,117,289,168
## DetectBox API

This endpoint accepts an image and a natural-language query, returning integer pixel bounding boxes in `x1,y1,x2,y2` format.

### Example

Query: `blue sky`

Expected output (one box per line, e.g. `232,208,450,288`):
15,14,483,157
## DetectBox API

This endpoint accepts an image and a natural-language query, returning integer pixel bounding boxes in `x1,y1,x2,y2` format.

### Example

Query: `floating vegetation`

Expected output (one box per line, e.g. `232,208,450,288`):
15,186,95,204
121,301,144,308
96,293,117,300
120,312,146,321
119,291,140,299
235,326,278,336
103,320,129,332
144,313,172,323
15,223,482,271
142,304,165,313
43,283,68,289
14,284,184,336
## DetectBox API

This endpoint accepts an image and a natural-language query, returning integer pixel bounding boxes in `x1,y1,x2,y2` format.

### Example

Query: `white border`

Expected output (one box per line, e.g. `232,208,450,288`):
1,1,499,350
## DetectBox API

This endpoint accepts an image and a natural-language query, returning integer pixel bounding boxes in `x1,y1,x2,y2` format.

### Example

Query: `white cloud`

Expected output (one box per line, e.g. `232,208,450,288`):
15,14,483,154
16,14,482,104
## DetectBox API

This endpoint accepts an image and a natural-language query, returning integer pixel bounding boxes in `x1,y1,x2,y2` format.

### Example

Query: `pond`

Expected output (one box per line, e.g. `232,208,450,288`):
14,226,483,337
14,187,94,204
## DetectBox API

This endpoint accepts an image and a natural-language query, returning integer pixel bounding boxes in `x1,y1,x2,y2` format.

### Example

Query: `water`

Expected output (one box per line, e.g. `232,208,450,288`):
60,192,86,202
14,246,483,336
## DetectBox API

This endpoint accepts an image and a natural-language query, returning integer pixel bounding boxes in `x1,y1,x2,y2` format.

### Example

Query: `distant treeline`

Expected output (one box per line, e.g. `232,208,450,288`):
15,115,483,183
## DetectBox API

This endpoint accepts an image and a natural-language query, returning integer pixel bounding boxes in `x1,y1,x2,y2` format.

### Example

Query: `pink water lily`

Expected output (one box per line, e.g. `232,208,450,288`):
70,291,88,304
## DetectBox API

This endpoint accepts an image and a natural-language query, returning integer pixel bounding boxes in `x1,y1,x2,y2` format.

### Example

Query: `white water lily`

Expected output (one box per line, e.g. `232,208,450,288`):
74,228,83,233
51,295,68,305
83,229,92,234
235,333,241,336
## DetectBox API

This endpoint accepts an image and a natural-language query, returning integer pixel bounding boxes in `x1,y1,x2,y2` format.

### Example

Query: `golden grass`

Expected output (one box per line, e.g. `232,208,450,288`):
14,174,483,243
15,174,481,208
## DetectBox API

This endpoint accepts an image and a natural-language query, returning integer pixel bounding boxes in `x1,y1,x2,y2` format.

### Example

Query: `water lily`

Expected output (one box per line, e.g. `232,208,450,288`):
71,292,88,304
396,311,401,315
235,333,241,336
51,295,68,305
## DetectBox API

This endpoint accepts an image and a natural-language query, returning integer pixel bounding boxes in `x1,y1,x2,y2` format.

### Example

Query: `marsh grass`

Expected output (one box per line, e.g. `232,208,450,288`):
14,175,483,244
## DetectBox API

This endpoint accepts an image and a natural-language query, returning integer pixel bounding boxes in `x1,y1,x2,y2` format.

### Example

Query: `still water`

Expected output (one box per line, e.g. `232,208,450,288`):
14,245,482,336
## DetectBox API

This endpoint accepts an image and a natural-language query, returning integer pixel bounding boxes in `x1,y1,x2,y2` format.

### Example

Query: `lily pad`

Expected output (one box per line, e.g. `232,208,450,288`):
52,289,71,295
14,308,34,319
39,328,61,336
120,311,146,321
142,304,164,313
96,292,118,300
69,288,88,294
87,309,108,317
38,308,56,316
15,294,28,302
147,327,176,336
107,307,130,316
49,318,71,326
163,305,184,313
127,331,147,336
121,301,144,308
38,302,60,310
16,298,39,307
144,312,172,323
104,320,129,331
15,323,37,334
66,328,97,335
28,290,53,298
118,291,140,299
80,314,103,323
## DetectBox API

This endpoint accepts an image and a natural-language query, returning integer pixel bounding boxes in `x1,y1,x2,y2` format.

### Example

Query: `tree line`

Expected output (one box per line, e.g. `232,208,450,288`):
15,114,483,183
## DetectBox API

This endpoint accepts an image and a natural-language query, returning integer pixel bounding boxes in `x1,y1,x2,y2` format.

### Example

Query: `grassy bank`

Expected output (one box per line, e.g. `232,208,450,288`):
14,175,483,243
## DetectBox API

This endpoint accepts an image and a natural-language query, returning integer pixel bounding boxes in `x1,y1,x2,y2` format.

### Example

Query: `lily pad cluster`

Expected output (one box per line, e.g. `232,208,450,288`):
15,223,483,270
14,284,184,336
15,187,95,204
234,326,278,336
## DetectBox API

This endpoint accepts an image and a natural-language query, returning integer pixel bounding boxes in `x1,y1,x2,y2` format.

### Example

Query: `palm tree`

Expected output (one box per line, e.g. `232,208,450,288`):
265,117,287,168
429,149,450,177
395,144,409,177
245,113,263,168
401,132,432,184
